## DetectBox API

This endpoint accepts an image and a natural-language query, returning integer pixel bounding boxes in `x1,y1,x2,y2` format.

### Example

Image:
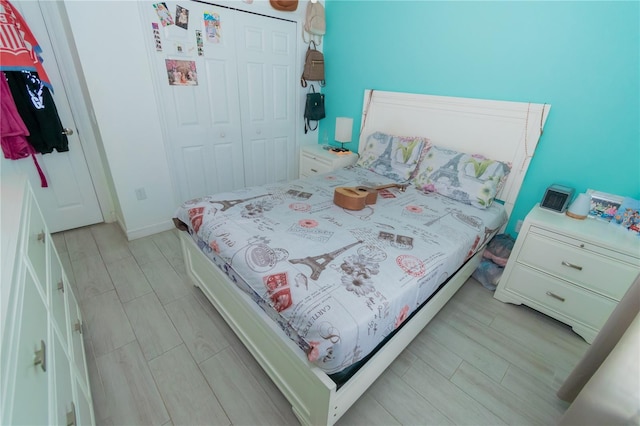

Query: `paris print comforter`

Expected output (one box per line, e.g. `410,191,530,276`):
174,166,507,374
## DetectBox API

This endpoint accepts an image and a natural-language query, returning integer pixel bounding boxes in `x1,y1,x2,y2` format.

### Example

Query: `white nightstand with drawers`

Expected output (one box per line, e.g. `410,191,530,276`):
494,204,640,343
299,144,358,179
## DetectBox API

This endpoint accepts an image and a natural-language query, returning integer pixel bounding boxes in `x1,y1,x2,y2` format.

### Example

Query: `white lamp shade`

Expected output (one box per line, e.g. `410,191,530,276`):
566,193,591,220
335,117,353,143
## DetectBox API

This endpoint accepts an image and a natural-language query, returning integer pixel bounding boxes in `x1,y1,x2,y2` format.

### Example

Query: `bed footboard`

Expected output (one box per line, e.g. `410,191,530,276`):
179,231,481,425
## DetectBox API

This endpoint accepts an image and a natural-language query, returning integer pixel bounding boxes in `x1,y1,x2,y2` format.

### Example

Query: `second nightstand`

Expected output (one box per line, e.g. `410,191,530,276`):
299,145,358,179
494,204,640,343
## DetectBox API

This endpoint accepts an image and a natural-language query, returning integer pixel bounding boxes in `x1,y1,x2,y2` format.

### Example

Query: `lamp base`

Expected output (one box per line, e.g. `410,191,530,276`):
329,147,351,155
566,210,587,220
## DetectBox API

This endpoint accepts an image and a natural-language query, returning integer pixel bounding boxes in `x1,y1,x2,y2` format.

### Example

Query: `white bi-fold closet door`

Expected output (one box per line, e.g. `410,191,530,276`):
144,1,298,202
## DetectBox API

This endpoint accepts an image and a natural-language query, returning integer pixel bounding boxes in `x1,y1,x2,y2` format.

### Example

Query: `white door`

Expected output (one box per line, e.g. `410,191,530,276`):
149,1,245,201
236,12,297,187
145,2,296,201
0,1,103,233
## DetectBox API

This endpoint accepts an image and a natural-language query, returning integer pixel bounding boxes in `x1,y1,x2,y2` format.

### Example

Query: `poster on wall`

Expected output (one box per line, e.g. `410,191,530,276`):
175,5,189,30
153,2,174,27
204,11,221,43
165,59,198,86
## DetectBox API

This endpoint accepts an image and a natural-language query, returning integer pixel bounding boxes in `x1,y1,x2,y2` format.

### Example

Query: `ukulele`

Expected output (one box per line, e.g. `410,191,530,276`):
333,183,407,210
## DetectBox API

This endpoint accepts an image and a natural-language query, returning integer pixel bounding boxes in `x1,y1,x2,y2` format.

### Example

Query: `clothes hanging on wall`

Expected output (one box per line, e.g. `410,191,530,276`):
0,0,70,187
5,70,68,154
0,72,48,187
0,0,52,89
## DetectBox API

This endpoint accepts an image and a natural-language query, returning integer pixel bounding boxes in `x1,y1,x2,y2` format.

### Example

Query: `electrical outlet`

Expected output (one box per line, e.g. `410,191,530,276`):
515,219,523,233
135,187,147,201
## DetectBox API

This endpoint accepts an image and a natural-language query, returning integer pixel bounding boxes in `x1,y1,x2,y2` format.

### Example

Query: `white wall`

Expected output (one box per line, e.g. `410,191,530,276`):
63,0,184,239
62,0,319,239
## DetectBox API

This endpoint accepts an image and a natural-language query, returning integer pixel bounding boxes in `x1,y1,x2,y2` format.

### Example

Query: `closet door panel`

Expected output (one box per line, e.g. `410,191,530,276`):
182,147,208,200
145,3,245,200
143,2,297,199
236,13,297,187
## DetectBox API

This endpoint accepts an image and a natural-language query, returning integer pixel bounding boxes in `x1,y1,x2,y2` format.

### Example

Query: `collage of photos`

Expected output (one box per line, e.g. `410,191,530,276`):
152,3,226,85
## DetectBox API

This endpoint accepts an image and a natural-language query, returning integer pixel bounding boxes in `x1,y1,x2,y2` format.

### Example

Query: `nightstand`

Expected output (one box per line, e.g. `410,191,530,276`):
299,144,358,178
494,204,640,343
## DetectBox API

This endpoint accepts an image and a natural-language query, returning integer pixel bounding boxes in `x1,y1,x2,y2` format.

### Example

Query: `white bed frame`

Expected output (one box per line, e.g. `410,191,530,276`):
179,90,550,425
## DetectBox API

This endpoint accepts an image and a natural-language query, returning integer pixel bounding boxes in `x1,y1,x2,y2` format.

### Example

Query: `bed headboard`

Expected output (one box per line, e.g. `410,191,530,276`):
359,89,550,217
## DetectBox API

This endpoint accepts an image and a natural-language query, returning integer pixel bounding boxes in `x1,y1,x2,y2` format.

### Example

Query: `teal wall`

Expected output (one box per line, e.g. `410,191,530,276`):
321,0,639,236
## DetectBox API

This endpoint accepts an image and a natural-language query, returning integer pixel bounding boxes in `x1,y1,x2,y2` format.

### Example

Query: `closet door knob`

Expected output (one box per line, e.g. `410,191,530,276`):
37,231,45,243
62,127,74,136
74,320,83,334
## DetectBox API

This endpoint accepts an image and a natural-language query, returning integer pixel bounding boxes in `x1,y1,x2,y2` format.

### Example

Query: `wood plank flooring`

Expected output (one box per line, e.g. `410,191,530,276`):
52,223,588,426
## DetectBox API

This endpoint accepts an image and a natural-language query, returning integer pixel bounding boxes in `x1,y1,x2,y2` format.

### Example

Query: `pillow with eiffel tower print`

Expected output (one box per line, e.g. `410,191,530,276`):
412,145,511,209
355,132,431,182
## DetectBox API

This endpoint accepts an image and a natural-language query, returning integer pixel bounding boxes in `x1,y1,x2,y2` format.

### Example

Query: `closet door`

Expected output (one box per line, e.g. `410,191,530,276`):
143,2,297,202
145,2,245,201
236,13,297,186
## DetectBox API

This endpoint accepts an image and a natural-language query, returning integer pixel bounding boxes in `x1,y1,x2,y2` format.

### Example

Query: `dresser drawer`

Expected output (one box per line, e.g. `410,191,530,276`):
300,155,332,176
507,265,617,331
518,232,637,301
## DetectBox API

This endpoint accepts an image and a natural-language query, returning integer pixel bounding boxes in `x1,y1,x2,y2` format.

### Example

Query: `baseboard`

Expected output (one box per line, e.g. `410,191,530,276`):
124,218,175,240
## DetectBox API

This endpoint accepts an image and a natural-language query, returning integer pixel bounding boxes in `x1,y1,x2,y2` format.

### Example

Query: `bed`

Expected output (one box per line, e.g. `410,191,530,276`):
175,89,550,425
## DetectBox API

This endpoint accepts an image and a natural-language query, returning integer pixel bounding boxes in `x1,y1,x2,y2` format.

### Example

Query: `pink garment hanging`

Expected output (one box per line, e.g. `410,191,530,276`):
0,72,47,187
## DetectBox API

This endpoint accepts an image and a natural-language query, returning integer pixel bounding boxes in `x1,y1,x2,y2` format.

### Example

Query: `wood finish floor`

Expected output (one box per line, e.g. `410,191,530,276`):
52,222,588,426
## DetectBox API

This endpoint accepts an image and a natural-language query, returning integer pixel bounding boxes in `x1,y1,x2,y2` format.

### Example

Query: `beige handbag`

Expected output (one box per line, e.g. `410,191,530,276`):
301,41,325,87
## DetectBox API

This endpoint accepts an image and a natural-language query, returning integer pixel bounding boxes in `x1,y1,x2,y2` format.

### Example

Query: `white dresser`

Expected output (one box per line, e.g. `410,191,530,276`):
299,144,358,178
494,204,640,343
1,176,95,425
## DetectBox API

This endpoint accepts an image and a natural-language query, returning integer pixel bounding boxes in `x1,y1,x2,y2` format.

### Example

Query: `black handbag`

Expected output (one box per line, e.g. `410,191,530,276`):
304,85,325,133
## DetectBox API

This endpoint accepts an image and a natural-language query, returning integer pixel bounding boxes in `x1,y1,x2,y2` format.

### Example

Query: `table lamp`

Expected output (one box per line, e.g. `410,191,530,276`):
331,117,353,153
566,193,591,220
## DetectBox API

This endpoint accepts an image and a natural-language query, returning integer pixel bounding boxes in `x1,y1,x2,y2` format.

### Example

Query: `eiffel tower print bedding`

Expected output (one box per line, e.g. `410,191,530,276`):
174,166,507,374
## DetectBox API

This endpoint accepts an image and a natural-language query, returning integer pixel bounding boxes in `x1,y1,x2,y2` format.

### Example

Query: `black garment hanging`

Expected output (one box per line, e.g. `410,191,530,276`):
5,70,68,154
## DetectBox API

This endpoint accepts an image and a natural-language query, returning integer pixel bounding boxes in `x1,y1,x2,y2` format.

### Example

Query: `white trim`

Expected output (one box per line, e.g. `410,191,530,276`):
125,219,176,241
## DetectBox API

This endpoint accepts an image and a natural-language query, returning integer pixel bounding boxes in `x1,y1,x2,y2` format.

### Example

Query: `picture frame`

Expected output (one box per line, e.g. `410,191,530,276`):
586,189,624,221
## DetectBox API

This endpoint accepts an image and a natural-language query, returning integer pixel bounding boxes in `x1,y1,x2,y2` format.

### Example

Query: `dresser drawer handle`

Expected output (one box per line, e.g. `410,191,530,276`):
34,340,47,372
561,261,583,271
67,402,76,426
310,168,318,173
546,291,566,302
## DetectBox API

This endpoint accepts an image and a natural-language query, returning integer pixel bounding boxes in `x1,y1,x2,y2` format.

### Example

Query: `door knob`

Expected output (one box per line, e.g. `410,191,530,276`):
62,128,74,135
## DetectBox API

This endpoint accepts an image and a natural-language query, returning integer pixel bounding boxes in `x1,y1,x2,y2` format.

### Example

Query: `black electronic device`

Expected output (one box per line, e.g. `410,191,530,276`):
540,184,575,213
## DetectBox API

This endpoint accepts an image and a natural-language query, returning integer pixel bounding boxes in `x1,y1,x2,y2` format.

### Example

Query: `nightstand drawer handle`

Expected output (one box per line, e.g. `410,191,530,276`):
561,261,583,271
546,291,566,302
